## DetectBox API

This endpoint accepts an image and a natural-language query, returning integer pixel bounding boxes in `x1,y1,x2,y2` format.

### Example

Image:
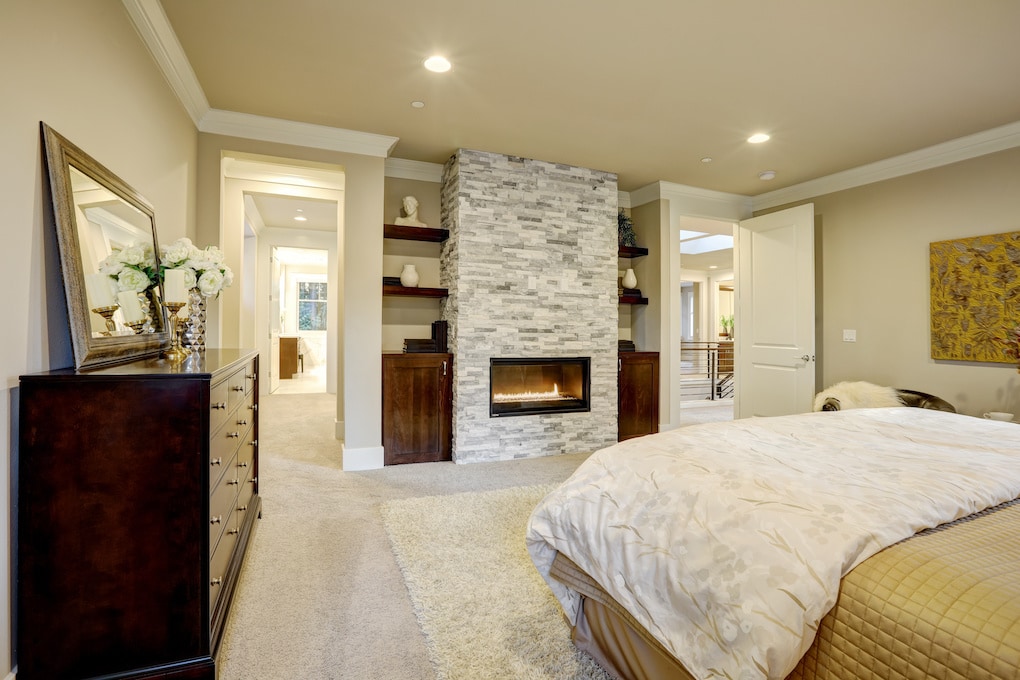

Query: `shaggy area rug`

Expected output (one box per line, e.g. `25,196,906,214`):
382,485,612,680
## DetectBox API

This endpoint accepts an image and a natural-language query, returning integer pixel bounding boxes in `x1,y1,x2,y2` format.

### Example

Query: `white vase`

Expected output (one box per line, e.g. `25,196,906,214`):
622,268,638,290
400,263,420,287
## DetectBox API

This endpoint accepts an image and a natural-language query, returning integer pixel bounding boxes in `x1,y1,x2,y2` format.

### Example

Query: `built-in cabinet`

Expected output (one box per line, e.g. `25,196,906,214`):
382,352,453,464
17,349,260,680
619,351,660,440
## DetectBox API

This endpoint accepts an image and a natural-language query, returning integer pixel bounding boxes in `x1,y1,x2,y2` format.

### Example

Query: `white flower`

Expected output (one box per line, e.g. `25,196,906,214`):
118,268,151,293
118,244,147,266
203,246,225,265
98,254,125,276
160,237,194,266
197,269,225,296
181,267,198,290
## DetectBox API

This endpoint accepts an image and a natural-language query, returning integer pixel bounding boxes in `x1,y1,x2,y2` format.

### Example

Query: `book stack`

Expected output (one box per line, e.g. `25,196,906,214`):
403,319,450,354
618,339,636,352
404,338,437,353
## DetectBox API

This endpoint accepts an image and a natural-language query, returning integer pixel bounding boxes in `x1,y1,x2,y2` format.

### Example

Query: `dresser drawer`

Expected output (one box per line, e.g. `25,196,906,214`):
209,528,237,610
243,360,258,395
227,367,248,412
210,420,245,489
210,467,239,555
210,379,230,433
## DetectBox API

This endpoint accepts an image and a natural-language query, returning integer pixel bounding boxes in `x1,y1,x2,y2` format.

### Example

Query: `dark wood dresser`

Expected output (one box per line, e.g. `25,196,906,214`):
17,349,260,680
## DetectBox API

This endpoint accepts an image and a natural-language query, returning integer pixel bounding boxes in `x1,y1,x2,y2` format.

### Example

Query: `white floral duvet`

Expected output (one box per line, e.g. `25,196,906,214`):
526,408,1020,680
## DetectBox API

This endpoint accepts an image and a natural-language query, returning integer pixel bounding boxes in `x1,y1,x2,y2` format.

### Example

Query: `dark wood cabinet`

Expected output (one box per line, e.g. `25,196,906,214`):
382,353,452,464
279,335,299,378
17,349,260,680
619,351,660,441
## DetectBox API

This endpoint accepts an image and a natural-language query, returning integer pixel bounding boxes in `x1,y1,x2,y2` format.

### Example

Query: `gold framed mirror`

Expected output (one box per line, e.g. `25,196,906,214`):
42,123,169,369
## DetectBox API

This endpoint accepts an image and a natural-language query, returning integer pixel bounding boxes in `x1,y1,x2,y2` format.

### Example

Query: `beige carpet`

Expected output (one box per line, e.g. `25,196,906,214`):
382,485,611,680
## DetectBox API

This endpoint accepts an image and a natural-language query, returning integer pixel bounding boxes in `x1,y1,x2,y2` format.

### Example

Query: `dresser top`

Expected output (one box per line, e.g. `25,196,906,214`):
22,348,257,381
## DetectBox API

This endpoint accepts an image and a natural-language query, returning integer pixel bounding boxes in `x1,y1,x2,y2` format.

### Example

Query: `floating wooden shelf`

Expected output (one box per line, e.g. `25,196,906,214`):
619,294,648,305
384,224,449,242
383,283,448,298
618,245,649,258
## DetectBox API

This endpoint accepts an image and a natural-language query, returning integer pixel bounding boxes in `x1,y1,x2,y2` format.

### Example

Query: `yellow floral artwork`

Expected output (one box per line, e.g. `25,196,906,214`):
930,231,1020,363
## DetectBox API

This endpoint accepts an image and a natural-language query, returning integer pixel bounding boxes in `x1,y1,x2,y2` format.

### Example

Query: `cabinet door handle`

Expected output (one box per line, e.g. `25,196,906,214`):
618,358,622,372
442,360,447,376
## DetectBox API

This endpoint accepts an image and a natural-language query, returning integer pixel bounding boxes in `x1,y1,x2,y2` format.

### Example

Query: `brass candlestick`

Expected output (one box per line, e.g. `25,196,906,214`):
163,301,189,361
91,305,120,336
125,319,148,334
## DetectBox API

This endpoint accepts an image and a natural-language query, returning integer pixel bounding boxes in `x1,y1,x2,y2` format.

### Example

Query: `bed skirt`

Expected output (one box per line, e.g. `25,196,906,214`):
550,499,1020,680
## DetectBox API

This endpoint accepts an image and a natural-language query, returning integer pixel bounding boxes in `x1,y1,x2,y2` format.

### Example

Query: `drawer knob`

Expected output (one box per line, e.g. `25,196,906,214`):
237,419,248,426
232,386,245,392
212,402,227,410
210,515,222,525
227,431,240,439
246,374,256,380
238,505,248,512
211,457,222,466
228,478,239,486
238,461,249,468
249,439,258,447
211,577,222,587
228,528,240,535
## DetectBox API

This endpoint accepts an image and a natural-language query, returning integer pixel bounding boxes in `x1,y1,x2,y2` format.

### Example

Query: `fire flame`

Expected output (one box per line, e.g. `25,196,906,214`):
492,382,574,403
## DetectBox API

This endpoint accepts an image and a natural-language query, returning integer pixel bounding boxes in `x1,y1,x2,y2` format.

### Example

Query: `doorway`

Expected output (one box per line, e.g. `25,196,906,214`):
678,219,736,408
270,245,329,394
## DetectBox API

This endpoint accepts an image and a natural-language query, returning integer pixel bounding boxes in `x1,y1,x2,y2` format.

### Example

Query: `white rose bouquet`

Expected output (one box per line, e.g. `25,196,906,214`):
98,242,158,293
159,237,234,298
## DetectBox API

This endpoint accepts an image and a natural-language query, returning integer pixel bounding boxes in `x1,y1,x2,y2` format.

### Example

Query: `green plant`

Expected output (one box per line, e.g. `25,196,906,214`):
720,315,734,334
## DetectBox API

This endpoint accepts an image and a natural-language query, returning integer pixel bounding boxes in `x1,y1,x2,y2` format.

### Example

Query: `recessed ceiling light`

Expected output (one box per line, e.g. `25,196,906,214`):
411,100,425,109
294,216,307,222
748,133,770,144
701,157,713,163
423,55,452,73
758,170,777,181
709,265,718,269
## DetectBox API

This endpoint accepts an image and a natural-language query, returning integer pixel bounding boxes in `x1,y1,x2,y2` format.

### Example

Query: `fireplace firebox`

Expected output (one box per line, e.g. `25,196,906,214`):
489,357,591,417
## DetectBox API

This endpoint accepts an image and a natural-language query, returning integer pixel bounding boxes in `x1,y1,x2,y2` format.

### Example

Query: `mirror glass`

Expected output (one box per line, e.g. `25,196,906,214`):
43,124,168,368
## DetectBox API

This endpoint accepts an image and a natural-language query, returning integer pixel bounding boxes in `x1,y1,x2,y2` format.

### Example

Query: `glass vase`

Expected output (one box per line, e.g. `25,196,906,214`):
183,287,207,351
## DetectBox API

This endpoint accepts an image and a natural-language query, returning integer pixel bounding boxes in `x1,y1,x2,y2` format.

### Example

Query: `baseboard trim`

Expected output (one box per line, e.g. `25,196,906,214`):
5,668,15,680
335,419,344,441
342,444,383,471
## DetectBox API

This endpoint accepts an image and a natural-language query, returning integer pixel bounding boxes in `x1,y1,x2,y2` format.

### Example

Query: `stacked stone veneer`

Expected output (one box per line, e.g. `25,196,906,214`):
440,149,619,463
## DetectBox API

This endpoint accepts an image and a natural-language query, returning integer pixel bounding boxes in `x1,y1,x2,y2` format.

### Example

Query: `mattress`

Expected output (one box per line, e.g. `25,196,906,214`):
551,499,1020,680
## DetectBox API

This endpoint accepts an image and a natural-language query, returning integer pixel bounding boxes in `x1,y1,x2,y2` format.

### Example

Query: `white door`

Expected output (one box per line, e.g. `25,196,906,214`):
734,204,815,418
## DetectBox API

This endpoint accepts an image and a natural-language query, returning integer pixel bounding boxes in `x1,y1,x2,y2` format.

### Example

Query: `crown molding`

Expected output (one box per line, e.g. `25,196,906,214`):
753,119,1020,211
121,0,209,125
384,158,444,182
199,109,399,158
631,181,752,221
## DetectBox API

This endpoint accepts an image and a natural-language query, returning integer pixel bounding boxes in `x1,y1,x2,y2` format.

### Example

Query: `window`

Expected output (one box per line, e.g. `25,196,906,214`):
298,281,327,331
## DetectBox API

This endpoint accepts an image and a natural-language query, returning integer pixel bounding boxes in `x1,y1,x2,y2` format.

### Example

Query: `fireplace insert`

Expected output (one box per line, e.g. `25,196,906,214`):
489,357,591,417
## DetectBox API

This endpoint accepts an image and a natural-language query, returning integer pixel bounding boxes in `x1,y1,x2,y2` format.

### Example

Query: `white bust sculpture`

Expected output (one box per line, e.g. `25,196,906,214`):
394,195,427,227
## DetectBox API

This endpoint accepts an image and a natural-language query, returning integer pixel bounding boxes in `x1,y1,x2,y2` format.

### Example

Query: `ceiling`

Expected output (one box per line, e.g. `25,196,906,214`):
158,0,1020,196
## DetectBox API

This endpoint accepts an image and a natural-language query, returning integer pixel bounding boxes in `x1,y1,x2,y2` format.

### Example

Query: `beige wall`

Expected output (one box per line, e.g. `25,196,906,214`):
195,134,386,459
0,0,199,675
766,147,1020,417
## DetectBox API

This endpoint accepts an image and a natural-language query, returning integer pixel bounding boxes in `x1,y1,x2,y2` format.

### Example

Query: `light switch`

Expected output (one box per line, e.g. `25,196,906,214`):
842,329,857,342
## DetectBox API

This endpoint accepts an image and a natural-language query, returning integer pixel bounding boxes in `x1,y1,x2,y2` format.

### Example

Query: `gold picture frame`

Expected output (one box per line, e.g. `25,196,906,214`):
930,231,1020,363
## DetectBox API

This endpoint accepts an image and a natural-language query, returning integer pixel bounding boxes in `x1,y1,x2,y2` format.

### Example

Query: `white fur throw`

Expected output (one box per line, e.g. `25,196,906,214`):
812,381,903,412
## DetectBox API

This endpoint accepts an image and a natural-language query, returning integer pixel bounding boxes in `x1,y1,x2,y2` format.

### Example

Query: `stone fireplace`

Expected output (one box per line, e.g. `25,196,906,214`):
441,149,619,463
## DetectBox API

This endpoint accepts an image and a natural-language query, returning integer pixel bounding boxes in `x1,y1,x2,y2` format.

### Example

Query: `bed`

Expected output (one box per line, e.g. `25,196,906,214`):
526,408,1020,680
